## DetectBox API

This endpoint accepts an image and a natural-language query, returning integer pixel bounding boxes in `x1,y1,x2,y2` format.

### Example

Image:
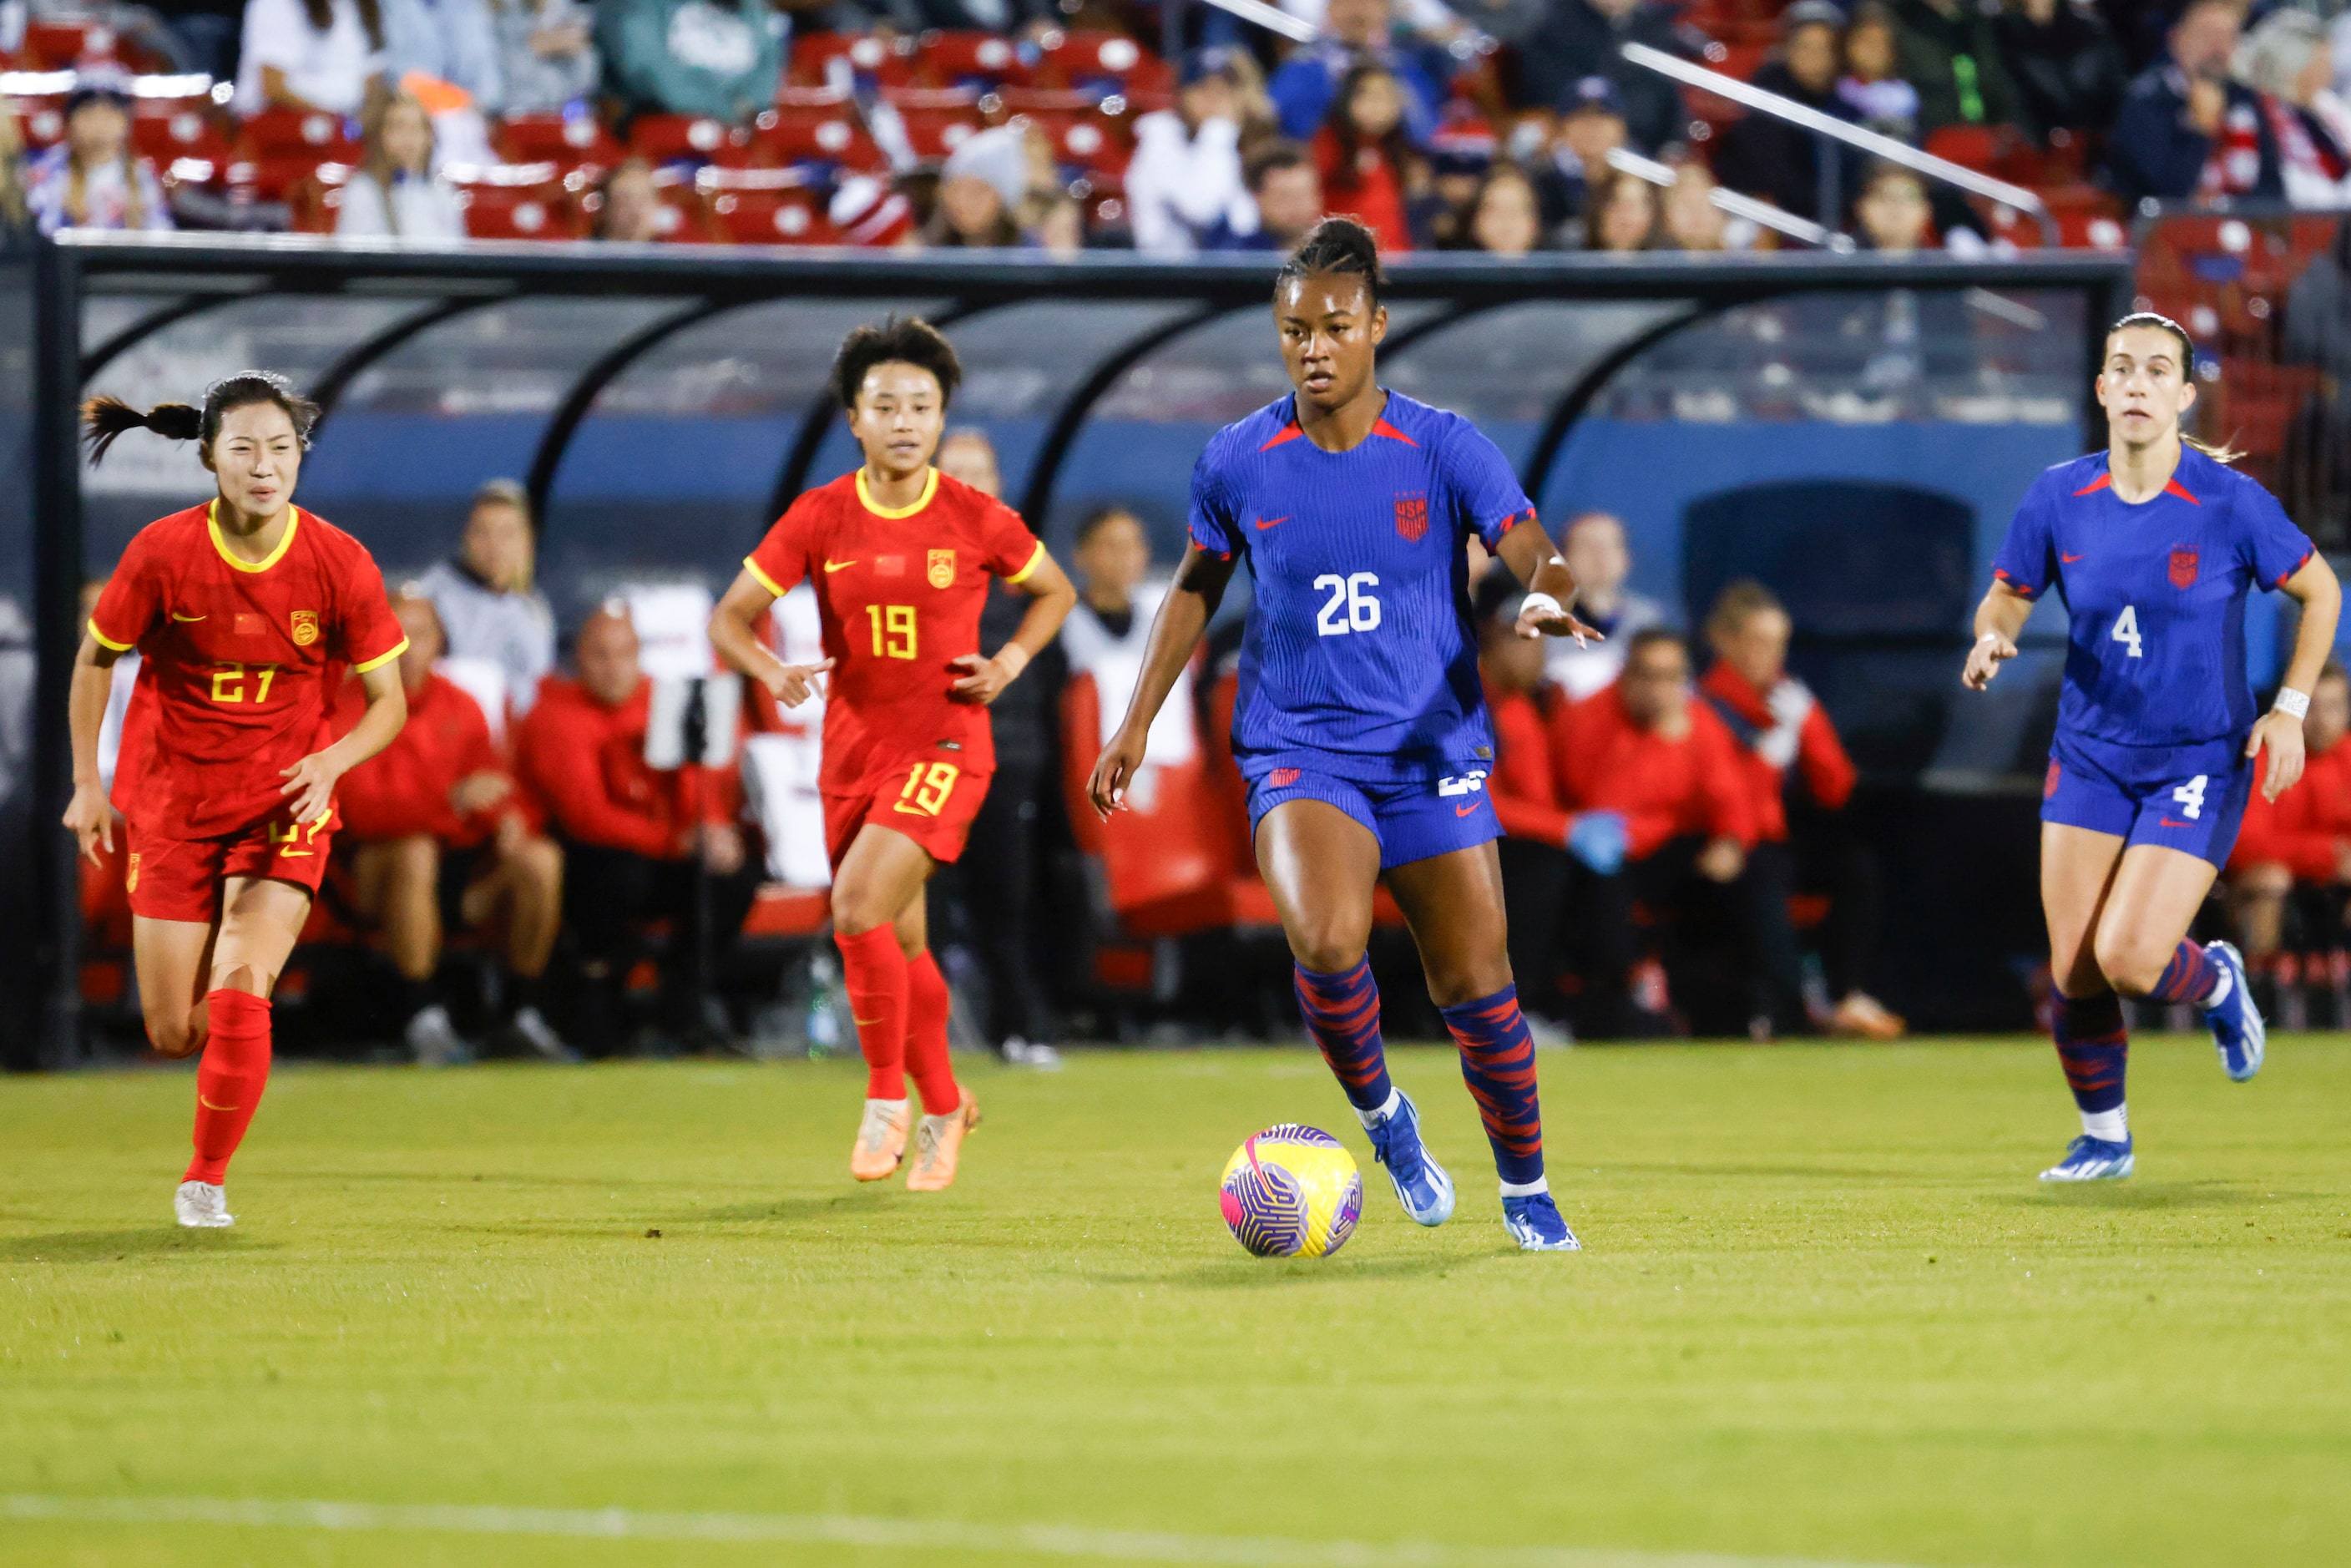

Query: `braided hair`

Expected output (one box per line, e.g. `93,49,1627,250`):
82,371,321,466
1275,217,1383,310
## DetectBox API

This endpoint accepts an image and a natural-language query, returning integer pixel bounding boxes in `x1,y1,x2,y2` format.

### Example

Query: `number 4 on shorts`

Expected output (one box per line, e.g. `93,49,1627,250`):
2172,774,2207,820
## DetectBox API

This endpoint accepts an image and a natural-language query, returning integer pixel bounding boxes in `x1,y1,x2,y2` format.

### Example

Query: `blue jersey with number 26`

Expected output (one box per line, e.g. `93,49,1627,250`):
1991,446,2313,748
1190,391,1535,783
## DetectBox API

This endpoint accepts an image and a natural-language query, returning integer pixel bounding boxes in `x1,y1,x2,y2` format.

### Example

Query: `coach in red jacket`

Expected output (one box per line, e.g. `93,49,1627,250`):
515,604,759,1053
2228,661,2351,1009
1698,581,1903,1040
1547,626,1759,1037
336,594,569,1065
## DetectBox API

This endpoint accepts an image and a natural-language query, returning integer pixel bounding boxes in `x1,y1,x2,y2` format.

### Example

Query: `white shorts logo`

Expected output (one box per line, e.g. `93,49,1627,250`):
1437,771,1488,798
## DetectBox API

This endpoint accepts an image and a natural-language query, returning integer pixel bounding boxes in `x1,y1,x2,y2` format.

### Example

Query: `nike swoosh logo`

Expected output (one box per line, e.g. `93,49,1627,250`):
1253,516,1289,530
852,1016,878,1027
198,1096,238,1110
824,559,857,573
2061,554,2084,563
1454,803,1480,817
172,612,205,621
2160,817,2192,828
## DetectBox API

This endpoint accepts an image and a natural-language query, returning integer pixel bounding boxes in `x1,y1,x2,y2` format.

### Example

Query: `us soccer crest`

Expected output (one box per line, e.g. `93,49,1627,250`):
928,549,956,589
291,609,320,646
2169,548,2199,589
1394,493,1428,543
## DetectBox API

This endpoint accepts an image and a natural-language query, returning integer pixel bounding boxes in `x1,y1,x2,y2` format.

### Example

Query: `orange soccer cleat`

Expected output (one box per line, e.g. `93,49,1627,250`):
850,1098,910,1181
904,1090,981,1191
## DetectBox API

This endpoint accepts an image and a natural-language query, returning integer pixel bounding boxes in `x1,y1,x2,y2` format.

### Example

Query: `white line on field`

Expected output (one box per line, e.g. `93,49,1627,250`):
1,1493,1929,1568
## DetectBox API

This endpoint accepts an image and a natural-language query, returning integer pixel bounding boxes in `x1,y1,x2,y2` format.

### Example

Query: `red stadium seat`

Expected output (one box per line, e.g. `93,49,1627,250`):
698,166,837,244
131,101,231,167
22,20,171,70
493,112,625,170
13,93,68,149
627,113,756,166
788,30,916,88
742,885,829,939
918,29,1029,89
1034,28,1170,101
238,105,361,164
448,162,581,240
1006,96,1133,177
281,164,350,233
750,94,884,171
882,88,984,159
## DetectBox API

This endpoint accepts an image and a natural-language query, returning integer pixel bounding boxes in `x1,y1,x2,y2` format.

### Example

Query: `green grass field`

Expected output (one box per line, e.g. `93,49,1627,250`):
3,1038,2348,1568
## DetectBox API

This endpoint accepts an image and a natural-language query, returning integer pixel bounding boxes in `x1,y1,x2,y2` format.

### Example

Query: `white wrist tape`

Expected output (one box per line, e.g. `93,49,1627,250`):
2274,686,2311,720
1520,591,1565,620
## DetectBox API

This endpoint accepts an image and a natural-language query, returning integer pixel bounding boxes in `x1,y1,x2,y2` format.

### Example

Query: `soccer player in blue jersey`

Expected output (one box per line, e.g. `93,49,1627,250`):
1085,220,1600,1252
1964,312,2342,1181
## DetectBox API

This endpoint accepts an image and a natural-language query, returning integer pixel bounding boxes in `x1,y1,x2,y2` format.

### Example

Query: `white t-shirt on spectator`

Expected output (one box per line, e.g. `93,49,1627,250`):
1062,582,1196,766
1124,111,1251,257
236,0,386,114
336,169,468,240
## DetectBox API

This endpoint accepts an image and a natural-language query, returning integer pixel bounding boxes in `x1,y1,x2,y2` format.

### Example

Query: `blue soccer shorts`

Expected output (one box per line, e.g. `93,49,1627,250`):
2041,728,2254,870
1245,761,1502,871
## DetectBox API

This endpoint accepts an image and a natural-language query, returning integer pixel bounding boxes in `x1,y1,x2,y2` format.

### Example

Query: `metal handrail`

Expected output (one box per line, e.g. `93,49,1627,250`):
1606,147,1849,250
1620,41,2060,247
1196,0,1317,42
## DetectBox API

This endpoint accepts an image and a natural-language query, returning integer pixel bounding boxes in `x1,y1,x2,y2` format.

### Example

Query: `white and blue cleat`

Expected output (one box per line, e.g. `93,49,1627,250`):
2039,1135,2134,1182
1502,1191,1582,1252
1365,1090,1455,1227
2202,939,2265,1083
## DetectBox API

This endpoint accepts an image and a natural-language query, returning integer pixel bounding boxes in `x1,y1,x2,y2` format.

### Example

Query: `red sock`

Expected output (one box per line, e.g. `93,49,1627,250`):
185,989,271,1186
903,948,962,1117
837,927,909,1101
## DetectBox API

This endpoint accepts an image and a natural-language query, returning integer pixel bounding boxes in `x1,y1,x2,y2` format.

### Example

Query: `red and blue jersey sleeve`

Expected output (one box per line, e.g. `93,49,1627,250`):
2236,476,2315,589
1186,438,1243,559
1990,471,2058,599
1436,416,1534,549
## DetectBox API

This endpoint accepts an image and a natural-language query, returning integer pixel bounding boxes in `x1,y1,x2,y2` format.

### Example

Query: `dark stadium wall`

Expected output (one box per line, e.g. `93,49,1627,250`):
0,250,36,1065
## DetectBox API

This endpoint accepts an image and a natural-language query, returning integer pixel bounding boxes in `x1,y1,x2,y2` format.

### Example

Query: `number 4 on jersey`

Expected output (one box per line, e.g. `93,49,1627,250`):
2111,604,2142,659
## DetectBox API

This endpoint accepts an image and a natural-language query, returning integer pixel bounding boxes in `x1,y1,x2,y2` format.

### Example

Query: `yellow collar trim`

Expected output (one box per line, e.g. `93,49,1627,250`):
208,499,301,574
856,467,938,520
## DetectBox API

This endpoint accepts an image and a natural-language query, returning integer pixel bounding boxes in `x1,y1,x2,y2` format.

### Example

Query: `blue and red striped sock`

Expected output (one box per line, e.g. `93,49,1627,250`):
2146,939,2221,1007
2054,990,2129,1141
1295,959,1393,1115
1440,984,1545,1189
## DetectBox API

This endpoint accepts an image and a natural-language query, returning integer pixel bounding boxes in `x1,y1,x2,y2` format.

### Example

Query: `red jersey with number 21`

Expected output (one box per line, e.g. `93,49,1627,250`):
89,502,408,840
743,468,1044,784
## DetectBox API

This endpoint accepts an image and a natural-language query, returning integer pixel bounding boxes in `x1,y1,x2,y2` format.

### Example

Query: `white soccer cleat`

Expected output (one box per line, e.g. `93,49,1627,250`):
174,1181,234,1228
406,1004,472,1068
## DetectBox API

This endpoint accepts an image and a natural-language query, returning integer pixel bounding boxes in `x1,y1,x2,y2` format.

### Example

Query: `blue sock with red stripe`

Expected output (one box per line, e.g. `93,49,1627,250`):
1295,959,1393,1115
1440,984,1545,1189
2054,990,2129,1141
2146,939,2222,1007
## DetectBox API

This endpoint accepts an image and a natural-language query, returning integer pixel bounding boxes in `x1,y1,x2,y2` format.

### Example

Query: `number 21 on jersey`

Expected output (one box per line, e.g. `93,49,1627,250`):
2111,605,2142,659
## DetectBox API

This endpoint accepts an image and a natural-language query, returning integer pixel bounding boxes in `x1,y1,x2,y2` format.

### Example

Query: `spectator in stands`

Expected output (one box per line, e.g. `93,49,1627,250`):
1853,159,1934,251
1549,510,1666,698
597,0,781,124
1888,0,2021,138
2228,662,2351,1013
1698,581,1904,1041
236,0,388,114
1033,190,1085,255
336,594,572,1065
2235,10,2351,210
1206,140,1323,250
1529,73,1627,242
1314,63,1424,252
1996,0,2124,148
1267,0,1440,144
484,0,599,114
921,123,1026,247
590,156,666,240
1583,166,1661,251
338,86,467,240
1126,47,1254,256
932,428,1064,1069
1661,160,1746,250
1474,576,1578,1039
1464,162,1543,255
516,603,758,1053
417,479,558,716
382,0,503,109
0,101,24,232
1509,0,1698,154
1713,1,1858,227
143,0,248,80
2107,0,2282,205
1549,629,1756,1037
1838,2,1921,141
23,76,173,235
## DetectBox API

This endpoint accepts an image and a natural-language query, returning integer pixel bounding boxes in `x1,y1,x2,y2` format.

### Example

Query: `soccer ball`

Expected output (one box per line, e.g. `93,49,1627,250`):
1219,1124,1363,1257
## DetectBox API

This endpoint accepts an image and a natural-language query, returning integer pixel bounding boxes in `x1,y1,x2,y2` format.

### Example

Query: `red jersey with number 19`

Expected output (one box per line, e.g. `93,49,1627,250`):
90,502,408,841
744,468,1044,785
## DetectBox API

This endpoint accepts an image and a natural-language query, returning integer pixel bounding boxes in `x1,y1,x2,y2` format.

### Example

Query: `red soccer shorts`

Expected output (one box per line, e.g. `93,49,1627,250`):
822,752,991,869
125,805,339,923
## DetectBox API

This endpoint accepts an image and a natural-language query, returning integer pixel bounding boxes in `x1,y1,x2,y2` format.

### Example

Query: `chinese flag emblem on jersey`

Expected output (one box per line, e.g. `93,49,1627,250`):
928,549,956,589
1394,494,1428,543
291,609,320,646
2169,549,2199,589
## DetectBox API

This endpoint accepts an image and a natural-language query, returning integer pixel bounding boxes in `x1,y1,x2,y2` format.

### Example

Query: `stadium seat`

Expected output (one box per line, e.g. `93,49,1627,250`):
741,884,829,940
131,99,230,168
13,91,68,149
751,94,885,172
493,112,625,171
238,105,361,164
787,30,897,88
1005,94,1134,178
281,164,350,233
883,88,984,159
22,19,171,71
1033,28,1172,102
918,29,1029,89
628,113,756,167
698,166,837,245
448,162,582,240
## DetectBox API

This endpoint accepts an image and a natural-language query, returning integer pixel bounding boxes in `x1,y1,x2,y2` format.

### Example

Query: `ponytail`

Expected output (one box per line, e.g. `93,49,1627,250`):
2182,433,2247,464
2103,310,2246,463
81,372,321,466
81,396,201,464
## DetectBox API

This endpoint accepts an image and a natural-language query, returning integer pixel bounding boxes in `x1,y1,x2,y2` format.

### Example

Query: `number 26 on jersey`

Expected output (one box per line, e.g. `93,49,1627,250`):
1314,573,1381,637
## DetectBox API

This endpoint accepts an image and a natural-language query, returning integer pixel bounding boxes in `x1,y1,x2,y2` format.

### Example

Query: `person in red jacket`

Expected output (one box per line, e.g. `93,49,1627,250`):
1475,575,1577,1039
335,594,569,1065
515,603,759,1054
1548,627,1758,1036
1698,580,1904,1041
2228,661,2351,1018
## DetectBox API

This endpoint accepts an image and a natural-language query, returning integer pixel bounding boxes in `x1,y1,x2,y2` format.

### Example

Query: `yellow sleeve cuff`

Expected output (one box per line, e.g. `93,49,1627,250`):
1003,541,1046,586
742,555,790,599
88,619,135,653
351,636,410,675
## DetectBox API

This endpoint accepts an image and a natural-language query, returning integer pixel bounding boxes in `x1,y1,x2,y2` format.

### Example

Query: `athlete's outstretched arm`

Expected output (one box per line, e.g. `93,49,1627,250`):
1494,519,1604,643
63,631,124,862
710,571,833,708
951,548,1078,705
281,660,407,823
2249,553,2343,800
1088,542,1236,818
1962,580,2035,690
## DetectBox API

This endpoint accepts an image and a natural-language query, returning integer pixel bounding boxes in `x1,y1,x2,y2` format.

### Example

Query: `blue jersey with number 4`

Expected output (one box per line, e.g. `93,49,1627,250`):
1190,391,1535,783
1991,447,2313,748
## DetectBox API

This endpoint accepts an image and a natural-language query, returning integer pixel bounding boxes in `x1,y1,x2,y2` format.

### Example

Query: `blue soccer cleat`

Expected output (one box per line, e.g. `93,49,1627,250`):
2039,1135,2135,1182
2202,939,2265,1082
1364,1090,1454,1227
1502,1191,1582,1252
